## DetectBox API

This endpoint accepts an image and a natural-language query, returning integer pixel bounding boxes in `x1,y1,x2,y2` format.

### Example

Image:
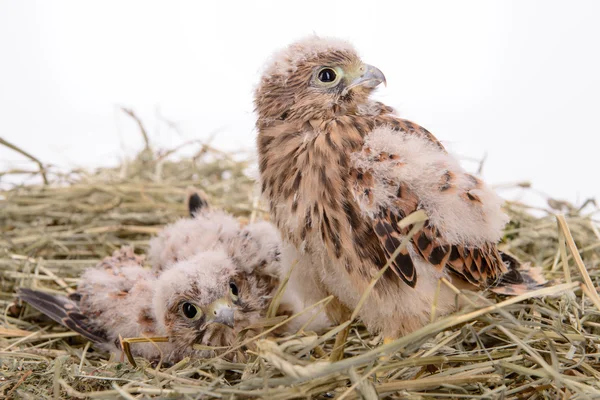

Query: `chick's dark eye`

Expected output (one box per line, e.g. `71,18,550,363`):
182,302,197,319
318,68,337,83
229,282,239,297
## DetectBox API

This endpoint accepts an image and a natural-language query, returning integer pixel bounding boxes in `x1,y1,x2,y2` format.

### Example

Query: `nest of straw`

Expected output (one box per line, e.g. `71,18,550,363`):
2,131,600,399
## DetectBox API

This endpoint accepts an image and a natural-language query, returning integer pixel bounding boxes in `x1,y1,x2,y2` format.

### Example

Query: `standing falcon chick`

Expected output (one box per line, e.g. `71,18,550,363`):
255,36,545,339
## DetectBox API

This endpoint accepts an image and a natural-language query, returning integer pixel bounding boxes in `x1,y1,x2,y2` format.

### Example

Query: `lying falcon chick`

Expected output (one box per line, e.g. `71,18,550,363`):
149,191,282,280
19,245,279,364
255,36,548,340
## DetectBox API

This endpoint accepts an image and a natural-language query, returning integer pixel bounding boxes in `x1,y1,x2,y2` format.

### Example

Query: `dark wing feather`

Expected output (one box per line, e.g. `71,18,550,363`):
187,190,210,217
372,211,417,287
371,205,507,288
18,288,108,343
444,243,507,286
349,159,418,286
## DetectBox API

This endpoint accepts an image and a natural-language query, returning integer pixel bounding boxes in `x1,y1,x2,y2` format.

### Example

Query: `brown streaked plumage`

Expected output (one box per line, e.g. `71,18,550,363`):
255,36,548,338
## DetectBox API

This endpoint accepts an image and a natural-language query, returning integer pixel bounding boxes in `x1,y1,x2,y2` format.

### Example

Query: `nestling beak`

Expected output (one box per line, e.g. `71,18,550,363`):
343,64,387,95
205,297,234,328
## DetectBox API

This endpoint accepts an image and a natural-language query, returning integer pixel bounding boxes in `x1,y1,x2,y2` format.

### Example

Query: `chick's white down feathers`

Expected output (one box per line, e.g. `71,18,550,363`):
352,126,509,246
149,210,240,273
149,209,282,277
263,36,357,80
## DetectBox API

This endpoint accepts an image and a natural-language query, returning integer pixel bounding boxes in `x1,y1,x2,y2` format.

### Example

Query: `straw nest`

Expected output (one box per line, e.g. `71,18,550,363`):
2,128,600,399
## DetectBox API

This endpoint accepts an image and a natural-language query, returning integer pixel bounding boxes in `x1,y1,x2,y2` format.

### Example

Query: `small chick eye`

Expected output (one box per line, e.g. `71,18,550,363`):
318,68,337,83
229,282,239,298
182,302,197,319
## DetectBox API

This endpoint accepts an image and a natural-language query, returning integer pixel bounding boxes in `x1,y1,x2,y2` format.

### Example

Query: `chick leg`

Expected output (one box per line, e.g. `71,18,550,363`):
328,299,352,362
330,324,350,362
379,336,394,361
371,336,397,380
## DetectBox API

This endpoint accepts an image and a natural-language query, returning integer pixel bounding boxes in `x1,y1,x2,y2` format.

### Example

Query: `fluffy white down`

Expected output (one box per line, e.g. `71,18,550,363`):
277,242,333,333
152,251,236,334
261,35,357,80
231,221,282,276
148,210,241,272
78,263,160,357
149,207,283,279
352,126,509,246
80,263,153,300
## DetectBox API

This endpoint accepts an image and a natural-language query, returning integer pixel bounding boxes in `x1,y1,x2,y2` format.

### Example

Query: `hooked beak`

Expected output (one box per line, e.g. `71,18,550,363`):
343,64,387,95
205,297,234,328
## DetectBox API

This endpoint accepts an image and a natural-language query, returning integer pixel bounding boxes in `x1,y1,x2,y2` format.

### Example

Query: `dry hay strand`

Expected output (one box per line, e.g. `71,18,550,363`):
2,140,600,399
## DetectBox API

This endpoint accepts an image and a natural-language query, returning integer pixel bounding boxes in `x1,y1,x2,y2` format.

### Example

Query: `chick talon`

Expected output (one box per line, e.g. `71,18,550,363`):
120,336,170,367
120,336,136,367
379,336,394,362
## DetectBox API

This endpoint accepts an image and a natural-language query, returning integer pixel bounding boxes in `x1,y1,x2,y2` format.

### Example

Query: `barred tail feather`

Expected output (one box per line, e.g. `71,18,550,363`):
490,252,553,295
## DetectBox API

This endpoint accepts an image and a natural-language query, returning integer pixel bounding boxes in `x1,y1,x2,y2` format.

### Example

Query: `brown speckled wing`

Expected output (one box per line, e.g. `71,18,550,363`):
353,117,508,288
425,231,507,287
370,191,507,288
372,211,417,287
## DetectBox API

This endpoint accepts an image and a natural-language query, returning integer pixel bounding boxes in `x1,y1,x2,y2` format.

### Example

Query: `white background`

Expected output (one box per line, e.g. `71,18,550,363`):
1,1,599,207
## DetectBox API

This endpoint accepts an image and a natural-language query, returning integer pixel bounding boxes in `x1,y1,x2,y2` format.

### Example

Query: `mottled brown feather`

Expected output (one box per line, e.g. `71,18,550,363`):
373,215,416,286
347,115,509,288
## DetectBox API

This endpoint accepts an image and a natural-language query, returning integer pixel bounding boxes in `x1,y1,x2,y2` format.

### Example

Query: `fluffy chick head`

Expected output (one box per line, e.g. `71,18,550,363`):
153,251,241,352
255,36,386,124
